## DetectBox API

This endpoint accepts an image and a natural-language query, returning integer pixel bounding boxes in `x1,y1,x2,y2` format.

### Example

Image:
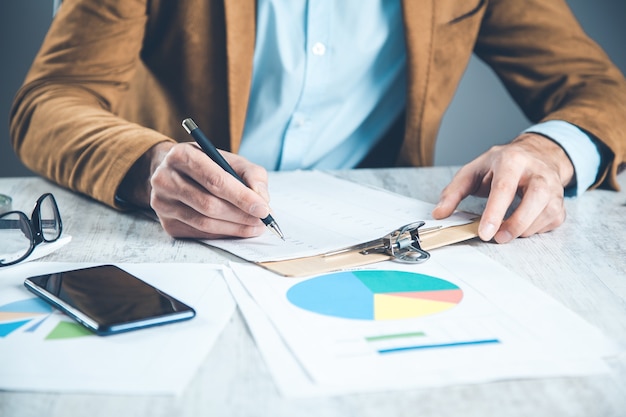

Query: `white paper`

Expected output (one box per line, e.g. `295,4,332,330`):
0,262,236,395
227,246,620,397
0,235,72,268
225,269,322,395
205,171,475,262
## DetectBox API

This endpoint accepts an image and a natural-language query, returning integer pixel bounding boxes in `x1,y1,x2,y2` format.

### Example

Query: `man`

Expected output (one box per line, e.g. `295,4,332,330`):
10,0,626,242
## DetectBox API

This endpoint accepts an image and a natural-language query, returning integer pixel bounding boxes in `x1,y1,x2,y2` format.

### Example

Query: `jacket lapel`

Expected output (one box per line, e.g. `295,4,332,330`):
400,0,435,166
223,0,256,152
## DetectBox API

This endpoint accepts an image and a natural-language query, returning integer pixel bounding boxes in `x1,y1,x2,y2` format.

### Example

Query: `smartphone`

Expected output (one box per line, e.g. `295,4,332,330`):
24,264,196,336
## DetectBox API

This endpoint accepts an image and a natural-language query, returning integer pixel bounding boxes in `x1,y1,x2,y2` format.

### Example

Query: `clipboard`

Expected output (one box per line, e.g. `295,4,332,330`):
258,218,480,277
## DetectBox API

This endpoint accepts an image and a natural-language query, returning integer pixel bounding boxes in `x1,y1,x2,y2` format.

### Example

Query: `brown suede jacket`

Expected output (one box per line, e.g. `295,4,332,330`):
10,0,626,208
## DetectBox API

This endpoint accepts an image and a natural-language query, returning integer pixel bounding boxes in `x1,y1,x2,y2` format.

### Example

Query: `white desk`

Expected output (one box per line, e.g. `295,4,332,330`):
1,167,625,417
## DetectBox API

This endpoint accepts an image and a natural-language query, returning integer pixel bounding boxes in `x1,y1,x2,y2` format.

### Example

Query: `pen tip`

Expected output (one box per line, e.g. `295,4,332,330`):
267,221,285,241
262,215,285,240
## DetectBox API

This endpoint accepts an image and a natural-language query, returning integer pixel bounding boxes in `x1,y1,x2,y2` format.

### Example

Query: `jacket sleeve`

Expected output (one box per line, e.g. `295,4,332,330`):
474,0,626,190
9,0,174,208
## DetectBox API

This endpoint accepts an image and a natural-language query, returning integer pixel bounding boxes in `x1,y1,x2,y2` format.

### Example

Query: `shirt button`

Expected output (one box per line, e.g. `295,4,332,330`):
293,115,306,128
312,42,326,56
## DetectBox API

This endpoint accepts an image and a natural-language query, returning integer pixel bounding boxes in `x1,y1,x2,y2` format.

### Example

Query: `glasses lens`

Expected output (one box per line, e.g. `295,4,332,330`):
39,194,61,242
0,212,33,266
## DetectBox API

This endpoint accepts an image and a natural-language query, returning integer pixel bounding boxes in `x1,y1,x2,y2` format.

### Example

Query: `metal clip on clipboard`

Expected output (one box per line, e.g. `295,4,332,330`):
324,221,432,263
261,219,478,276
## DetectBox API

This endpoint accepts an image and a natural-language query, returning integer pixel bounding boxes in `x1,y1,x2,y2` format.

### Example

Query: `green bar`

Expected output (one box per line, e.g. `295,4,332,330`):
365,331,426,342
46,321,93,340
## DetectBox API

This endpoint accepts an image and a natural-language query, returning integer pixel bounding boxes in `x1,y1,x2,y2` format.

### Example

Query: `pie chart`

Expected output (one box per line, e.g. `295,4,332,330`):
0,298,93,339
0,298,53,337
286,270,463,320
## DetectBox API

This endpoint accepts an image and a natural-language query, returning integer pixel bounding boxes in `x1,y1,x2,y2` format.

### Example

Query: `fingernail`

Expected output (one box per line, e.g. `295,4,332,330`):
432,201,446,217
249,203,269,218
495,230,513,244
431,206,442,219
479,222,496,240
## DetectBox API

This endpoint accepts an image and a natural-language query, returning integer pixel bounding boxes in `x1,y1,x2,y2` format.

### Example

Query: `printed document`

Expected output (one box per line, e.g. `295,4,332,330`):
206,170,474,262
226,246,619,397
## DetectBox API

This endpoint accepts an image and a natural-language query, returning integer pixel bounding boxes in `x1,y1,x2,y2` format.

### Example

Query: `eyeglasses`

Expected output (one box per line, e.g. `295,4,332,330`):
0,193,63,267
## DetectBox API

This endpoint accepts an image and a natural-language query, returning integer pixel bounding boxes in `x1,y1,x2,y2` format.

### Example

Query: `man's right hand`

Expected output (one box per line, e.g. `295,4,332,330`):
120,142,273,239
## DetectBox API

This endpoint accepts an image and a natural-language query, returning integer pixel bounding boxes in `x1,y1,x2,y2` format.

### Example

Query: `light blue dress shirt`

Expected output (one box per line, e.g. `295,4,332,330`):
238,0,601,196
524,121,601,196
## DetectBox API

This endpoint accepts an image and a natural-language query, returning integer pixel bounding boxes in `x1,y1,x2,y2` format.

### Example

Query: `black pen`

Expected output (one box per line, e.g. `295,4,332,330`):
182,118,285,240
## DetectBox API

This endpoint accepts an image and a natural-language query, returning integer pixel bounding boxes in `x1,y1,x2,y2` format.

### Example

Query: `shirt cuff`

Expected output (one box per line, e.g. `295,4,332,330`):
523,120,601,197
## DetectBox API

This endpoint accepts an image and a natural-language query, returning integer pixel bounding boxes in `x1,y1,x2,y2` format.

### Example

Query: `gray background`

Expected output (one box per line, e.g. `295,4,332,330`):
1,0,625,177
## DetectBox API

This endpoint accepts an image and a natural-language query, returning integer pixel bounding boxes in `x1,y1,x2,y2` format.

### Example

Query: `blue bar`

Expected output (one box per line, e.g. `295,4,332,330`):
377,339,500,354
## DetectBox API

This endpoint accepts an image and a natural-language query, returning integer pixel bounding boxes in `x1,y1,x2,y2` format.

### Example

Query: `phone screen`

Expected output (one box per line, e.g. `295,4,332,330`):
24,264,195,335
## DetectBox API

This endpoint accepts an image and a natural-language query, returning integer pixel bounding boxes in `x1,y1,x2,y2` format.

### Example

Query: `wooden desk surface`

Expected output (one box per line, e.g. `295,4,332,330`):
1,167,625,417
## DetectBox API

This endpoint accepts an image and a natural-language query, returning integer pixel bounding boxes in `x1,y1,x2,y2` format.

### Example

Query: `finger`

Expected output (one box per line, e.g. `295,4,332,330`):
500,193,566,240
150,164,263,237
153,186,263,229
478,167,522,242
432,165,482,219
168,144,271,219
493,178,551,243
157,212,264,239
224,152,271,202
532,206,566,234
151,168,262,229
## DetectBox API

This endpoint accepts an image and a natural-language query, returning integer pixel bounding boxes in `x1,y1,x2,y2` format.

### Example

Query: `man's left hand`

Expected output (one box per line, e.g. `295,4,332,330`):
432,133,575,243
